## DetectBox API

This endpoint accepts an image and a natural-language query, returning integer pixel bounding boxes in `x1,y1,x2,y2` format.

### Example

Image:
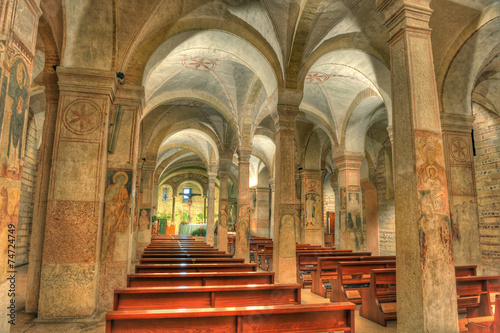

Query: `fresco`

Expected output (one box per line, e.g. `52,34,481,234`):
1,58,29,180
101,170,132,261
305,193,321,227
139,208,150,231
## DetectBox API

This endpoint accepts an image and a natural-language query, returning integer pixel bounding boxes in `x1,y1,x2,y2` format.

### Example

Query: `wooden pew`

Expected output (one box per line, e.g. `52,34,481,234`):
464,295,500,333
359,266,483,327
135,263,257,273
456,275,500,318
106,303,356,333
311,256,396,297
257,243,274,271
297,251,369,287
127,271,275,288
139,258,245,264
113,284,302,311
142,250,225,255
140,253,233,258
330,260,396,304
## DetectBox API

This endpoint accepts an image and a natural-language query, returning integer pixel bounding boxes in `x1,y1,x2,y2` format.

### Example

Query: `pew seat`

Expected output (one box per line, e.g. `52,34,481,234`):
113,284,302,311
106,303,356,333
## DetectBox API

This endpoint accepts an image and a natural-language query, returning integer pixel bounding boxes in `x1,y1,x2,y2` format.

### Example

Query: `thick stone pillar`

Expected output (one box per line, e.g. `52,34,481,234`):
334,152,364,250
273,106,297,284
235,147,252,262
301,169,324,245
441,114,481,268
217,168,230,252
26,70,59,314
206,171,217,246
100,85,143,310
295,172,303,243
269,179,275,239
332,181,340,247
377,1,459,331
361,178,380,255
255,187,270,237
37,67,117,318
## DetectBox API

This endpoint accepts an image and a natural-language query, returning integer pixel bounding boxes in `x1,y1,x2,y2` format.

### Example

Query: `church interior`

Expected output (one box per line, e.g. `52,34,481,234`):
1,0,499,332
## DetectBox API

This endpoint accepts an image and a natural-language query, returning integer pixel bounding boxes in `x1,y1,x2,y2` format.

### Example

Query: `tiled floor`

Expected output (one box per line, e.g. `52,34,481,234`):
12,264,397,332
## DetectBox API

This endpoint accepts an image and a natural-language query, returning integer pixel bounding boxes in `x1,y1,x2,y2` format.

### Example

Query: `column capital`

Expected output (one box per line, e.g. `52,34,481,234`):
377,0,433,40
237,147,253,162
441,113,474,133
299,169,323,178
333,151,364,171
207,172,217,182
269,179,275,191
386,125,394,144
273,109,297,133
114,84,145,110
56,67,118,98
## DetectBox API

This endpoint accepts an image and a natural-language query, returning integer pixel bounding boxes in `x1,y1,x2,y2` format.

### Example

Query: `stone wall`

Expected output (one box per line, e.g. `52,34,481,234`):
16,111,38,266
472,104,500,274
375,148,396,255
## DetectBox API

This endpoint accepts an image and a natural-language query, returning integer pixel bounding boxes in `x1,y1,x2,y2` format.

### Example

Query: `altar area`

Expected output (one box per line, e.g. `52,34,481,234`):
178,223,207,235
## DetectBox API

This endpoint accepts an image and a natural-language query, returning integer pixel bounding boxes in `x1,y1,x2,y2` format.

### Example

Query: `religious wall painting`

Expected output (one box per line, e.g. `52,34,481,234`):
101,170,132,261
349,230,363,251
418,190,454,268
1,58,30,180
139,208,150,231
0,186,20,273
416,133,449,215
305,193,322,228
219,201,228,228
339,186,347,210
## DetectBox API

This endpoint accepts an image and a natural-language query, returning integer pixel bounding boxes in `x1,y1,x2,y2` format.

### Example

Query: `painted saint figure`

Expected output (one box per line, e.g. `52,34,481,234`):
138,210,149,231
102,172,130,261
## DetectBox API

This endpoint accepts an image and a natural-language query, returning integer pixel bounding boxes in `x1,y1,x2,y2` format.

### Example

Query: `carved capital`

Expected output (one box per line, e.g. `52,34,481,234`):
333,151,364,171
56,67,118,98
441,113,474,133
237,147,253,163
377,0,433,40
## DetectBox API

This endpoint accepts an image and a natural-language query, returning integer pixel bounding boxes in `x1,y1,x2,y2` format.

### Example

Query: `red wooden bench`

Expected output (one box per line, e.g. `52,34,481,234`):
127,271,275,288
135,263,257,273
113,284,302,311
359,266,483,327
311,255,396,297
106,303,356,333
139,258,244,264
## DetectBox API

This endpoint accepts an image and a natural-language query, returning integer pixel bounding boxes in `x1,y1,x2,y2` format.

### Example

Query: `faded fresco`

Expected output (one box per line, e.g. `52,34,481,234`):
219,201,228,228
138,208,150,231
101,170,132,261
279,213,296,257
415,133,454,268
305,193,321,227
1,58,29,180
236,203,250,259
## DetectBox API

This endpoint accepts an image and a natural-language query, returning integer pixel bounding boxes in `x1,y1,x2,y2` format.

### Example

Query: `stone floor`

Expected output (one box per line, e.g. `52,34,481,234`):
12,264,397,332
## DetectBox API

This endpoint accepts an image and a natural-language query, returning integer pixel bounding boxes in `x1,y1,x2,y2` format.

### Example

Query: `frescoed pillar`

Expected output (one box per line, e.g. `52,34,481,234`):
361,178,380,255
441,114,481,268
99,85,144,310
235,147,252,262
301,169,324,245
37,67,117,319
377,1,459,331
206,171,217,246
136,162,154,260
273,105,298,284
249,186,257,235
333,152,364,251
0,1,41,329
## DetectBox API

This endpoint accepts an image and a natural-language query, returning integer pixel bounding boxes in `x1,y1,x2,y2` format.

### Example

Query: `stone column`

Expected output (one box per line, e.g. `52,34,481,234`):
441,114,481,268
273,106,298,284
37,67,117,318
332,181,340,247
296,171,303,243
206,171,217,246
361,178,380,255
25,69,59,313
334,152,364,250
171,196,176,224
255,187,270,237
269,179,275,239
377,1,459,331
301,169,324,245
235,147,252,262
99,85,144,310
217,168,230,252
